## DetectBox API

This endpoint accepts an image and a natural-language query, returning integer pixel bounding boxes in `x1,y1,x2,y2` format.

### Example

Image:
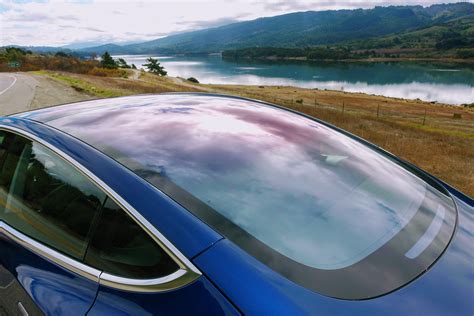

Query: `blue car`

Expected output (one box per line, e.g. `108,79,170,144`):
0,93,472,315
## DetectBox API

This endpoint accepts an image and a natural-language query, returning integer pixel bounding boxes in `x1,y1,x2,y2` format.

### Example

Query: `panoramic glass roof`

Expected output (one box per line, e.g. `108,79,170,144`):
17,94,457,299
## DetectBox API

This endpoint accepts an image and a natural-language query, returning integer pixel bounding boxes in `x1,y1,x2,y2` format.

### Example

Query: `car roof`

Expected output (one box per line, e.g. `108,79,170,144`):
14,93,457,299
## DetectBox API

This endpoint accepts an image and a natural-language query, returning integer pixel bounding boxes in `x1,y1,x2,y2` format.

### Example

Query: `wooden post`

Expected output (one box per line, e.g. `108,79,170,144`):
377,104,380,120
422,109,427,125
342,102,345,115
314,93,317,106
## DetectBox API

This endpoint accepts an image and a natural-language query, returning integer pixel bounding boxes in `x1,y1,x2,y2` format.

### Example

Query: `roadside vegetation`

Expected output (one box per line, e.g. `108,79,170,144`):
0,48,160,78
0,47,98,73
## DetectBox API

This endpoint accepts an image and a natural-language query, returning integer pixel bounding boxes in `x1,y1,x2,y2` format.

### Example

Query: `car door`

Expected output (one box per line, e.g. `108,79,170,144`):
0,130,104,315
0,127,240,316
81,196,239,316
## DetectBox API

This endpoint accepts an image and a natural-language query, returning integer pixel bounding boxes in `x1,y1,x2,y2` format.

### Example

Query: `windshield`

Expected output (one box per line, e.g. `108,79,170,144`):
24,94,457,299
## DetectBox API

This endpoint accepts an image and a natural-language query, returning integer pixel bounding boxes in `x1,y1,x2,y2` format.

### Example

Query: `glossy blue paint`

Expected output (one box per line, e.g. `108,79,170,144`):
0,116,222,259
88,277,240,316
0,233,98,315
193,193,473,315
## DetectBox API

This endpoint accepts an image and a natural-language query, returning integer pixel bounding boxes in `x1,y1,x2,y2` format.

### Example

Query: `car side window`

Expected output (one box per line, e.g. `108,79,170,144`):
1,131,179,279
0,132,106,260
84,197,179,279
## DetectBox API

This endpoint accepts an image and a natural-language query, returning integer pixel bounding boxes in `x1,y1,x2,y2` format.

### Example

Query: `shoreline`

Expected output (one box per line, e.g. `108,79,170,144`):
111,53,474,64
222,56,474,63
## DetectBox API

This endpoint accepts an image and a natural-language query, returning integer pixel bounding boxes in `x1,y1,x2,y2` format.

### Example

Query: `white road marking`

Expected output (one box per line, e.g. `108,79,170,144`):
0,75,17,96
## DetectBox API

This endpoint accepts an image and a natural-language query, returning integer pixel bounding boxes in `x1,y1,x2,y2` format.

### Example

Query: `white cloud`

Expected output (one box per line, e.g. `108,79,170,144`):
0,0,464,47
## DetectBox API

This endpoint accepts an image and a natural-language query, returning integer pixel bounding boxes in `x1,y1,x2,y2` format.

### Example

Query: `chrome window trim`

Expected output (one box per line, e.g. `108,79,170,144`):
0,222,101,282
0,124,201,292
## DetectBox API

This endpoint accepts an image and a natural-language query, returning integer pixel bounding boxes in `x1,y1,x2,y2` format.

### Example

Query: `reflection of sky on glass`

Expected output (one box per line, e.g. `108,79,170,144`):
26,94,440,270
114,55,474,105
31,143,102,199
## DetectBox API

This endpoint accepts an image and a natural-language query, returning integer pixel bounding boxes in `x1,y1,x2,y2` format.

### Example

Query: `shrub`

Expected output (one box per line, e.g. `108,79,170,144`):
55,51,70,57
187,77,199,83
88,67,128,78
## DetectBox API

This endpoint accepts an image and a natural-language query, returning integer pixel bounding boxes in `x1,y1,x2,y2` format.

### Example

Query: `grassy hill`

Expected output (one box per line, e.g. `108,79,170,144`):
342,14,474,55
79,2,473,56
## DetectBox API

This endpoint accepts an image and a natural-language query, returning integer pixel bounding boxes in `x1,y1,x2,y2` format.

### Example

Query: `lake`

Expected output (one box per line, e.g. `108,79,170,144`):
114,55,474,105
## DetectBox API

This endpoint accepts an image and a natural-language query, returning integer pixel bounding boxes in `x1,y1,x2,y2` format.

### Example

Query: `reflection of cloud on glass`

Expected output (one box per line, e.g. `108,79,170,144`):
39,94,436,269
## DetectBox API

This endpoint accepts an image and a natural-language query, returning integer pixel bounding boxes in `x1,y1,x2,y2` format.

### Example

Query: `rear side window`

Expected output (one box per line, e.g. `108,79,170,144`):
0,132,106,260
0,130,179,280
84,197,179,279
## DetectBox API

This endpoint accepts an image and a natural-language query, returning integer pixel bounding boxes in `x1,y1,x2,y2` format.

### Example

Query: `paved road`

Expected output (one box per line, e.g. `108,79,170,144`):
0,73,37,116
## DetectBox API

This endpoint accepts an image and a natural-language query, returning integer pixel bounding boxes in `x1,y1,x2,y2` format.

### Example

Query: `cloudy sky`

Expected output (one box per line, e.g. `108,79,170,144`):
0,0,464,47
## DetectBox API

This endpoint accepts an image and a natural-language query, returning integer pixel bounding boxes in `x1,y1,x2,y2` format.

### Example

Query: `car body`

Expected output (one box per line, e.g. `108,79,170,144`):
0,93,472,316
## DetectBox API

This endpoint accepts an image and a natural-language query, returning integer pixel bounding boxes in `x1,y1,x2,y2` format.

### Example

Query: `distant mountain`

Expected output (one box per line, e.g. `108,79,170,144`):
61,42,109,50
80,2,474,55
3,45,72,53
80,43,123,54
4,2,473,56
62,40,144,50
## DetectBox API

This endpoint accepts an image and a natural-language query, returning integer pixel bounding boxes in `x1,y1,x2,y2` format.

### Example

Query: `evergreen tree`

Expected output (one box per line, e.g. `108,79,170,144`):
100,51,117,69
143,57,167,76
117,58,131,68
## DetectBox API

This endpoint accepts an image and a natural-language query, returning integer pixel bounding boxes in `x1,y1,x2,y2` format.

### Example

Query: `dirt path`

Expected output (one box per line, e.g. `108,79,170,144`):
129,69,141,80
29,74,93,111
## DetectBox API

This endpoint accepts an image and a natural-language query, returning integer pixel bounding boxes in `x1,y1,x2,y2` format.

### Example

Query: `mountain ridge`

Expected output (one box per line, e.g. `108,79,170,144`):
5,2,473,55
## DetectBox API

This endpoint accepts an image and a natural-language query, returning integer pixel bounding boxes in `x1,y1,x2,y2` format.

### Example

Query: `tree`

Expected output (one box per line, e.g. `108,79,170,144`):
55,51,70,57
143,57,167,76
100,51,117,69
117,58,131,68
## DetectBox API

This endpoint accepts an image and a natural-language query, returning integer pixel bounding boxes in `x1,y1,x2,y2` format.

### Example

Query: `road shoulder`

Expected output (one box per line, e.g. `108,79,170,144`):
29,74,93,111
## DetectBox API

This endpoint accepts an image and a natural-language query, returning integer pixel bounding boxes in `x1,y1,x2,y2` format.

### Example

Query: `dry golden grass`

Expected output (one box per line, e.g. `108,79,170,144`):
40,70,474,197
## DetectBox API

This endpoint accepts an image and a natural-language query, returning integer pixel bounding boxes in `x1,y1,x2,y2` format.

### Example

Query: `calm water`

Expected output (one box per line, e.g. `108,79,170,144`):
115,55,474,105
